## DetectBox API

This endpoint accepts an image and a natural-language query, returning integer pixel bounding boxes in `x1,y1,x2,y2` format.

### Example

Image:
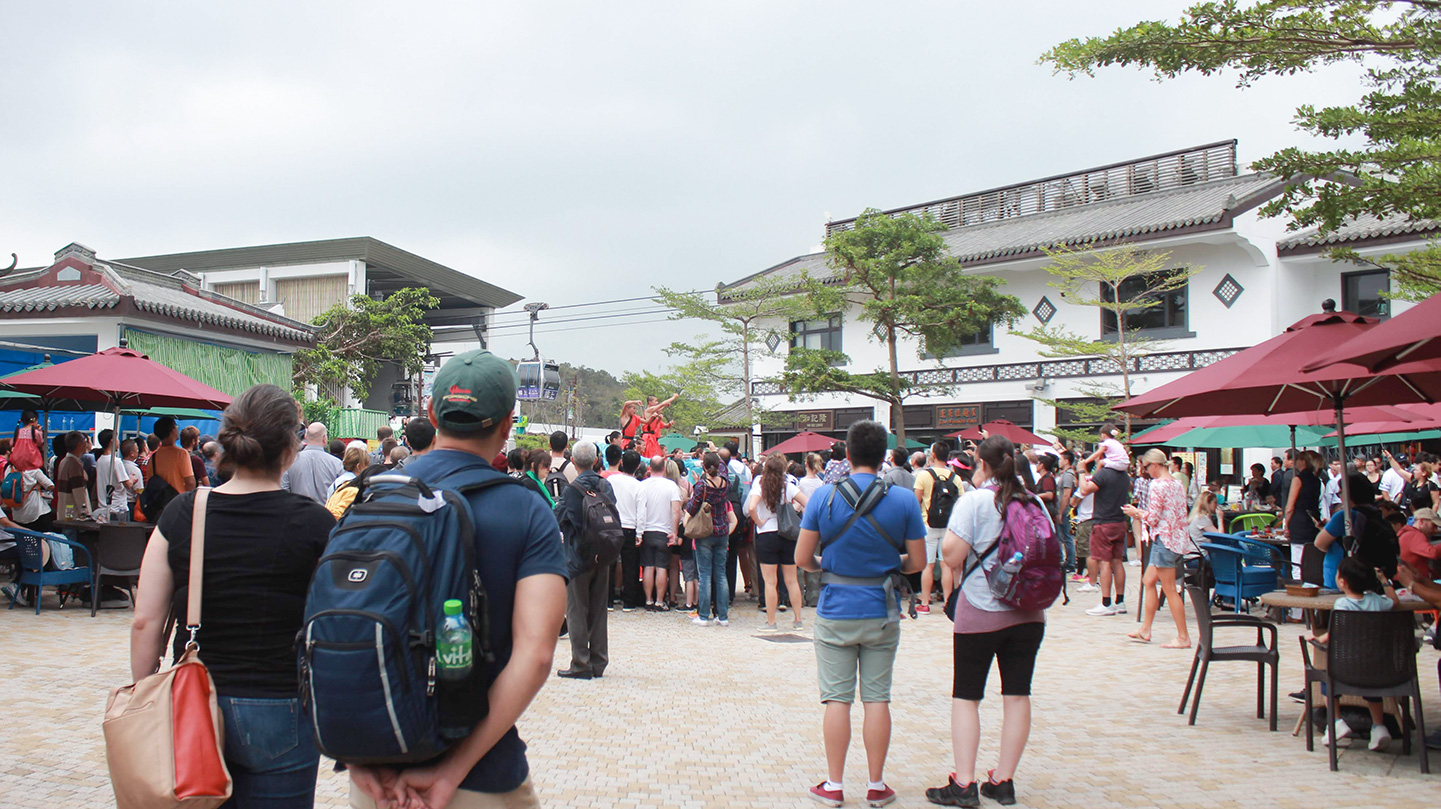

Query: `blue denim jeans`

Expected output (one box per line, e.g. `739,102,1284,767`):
1056,513,1076,573
695,536,729,621
217,695,320,809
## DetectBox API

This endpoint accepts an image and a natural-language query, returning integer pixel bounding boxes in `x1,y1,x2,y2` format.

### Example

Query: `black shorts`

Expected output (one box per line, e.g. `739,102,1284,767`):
755,530,797,566
640,531,671,569
952,622,1045,701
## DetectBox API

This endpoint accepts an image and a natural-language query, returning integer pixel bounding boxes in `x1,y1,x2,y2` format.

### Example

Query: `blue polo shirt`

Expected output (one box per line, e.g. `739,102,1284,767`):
801,473,926,620
401,449,567,794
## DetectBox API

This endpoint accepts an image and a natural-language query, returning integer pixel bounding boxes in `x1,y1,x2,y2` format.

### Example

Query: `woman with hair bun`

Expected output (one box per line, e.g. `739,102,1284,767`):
130,384,336,807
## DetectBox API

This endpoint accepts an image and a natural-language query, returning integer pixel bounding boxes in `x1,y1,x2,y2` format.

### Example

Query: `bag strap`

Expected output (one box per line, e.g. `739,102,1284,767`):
185,487,210,647
821,478,901,553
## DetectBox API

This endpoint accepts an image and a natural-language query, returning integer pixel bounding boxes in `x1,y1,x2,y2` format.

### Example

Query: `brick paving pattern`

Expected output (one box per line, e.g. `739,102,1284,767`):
1,576,1436,807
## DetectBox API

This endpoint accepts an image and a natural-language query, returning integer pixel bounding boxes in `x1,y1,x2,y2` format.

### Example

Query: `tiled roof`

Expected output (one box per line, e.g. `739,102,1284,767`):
722,173,1282,291
0,260,315,344
1278,212,1440,252
0,282,118,312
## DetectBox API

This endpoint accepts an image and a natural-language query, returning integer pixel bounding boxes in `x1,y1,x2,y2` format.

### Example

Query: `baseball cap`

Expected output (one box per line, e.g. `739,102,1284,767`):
432,350,518,433
1413,508,1438,525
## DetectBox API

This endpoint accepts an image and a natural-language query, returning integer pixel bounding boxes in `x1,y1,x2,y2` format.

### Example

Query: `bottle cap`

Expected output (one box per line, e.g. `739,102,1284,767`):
443,599,463,616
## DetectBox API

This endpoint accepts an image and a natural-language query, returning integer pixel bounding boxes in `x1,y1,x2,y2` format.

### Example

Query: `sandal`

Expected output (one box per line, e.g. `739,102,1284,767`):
1126,631,1151,643
1161,640,1191,649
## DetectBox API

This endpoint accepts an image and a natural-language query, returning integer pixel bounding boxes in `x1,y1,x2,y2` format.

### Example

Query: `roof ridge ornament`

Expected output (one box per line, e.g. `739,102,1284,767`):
0,253,14,279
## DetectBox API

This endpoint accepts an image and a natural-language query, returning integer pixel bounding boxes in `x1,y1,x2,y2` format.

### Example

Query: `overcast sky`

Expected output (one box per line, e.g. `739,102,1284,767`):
2,1,1364,379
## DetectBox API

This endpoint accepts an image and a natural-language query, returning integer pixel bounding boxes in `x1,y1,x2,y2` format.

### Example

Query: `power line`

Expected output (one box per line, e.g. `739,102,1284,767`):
484,306,679,331
483,289,708,325
487,316,678,337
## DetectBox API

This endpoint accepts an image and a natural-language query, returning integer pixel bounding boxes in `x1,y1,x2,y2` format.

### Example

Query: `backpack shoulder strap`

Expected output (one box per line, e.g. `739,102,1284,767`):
821,478,901,553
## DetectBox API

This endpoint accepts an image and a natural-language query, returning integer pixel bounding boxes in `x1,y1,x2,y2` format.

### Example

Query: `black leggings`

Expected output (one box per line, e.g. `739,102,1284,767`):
952,622,1045,701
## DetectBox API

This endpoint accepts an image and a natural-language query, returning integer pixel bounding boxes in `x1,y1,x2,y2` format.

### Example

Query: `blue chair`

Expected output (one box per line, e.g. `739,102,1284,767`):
1199,542,1277,613
6,528,94,615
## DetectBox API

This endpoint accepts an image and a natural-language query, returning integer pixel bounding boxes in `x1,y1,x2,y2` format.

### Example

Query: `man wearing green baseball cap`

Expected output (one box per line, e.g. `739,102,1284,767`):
348,350,568,809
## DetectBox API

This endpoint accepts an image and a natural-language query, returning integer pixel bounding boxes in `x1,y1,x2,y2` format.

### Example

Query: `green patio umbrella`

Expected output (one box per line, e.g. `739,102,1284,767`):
886,434,926,450
1168,424,1334,449
1319,429,1441,447
658,432,695,452
123,406,221,421
1128,420,1176,444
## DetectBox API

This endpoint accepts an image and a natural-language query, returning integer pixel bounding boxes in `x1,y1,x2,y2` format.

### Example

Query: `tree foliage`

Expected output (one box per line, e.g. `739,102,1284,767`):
786,210,1026,441
1042,0,1441,298
620,364,722,438
293,288,439,400
656,275,828,448
1016,247,1201,442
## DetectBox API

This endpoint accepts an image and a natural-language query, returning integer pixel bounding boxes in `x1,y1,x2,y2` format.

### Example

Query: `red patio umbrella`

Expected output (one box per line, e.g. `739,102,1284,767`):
1118,306,1441,534
947,418,1052,446
764,431,839,456
0,346,233,412
1302,290,1441,373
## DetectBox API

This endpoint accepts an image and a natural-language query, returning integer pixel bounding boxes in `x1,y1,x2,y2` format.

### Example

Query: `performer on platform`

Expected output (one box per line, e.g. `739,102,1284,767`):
640,393,679,459
620,401,645,450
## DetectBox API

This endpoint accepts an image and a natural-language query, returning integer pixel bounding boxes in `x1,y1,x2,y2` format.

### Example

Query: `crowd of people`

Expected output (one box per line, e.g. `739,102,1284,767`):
5,358,1441,807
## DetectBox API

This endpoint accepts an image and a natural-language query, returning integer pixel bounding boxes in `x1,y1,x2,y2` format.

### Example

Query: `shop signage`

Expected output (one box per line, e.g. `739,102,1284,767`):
935,404,981,430
796,410,834,431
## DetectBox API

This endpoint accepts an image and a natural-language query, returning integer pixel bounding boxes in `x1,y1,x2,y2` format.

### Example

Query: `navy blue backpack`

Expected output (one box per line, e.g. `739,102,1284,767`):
298,464,517,764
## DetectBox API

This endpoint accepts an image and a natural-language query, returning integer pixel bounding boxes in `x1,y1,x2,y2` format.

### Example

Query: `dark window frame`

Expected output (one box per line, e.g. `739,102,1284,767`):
1341,269,1391,320
1100,271,1195,340
921,323,999,359
789,313,844,354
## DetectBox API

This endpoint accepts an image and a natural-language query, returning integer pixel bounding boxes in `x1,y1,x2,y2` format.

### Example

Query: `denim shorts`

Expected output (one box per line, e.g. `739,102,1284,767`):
1149,541,1183,569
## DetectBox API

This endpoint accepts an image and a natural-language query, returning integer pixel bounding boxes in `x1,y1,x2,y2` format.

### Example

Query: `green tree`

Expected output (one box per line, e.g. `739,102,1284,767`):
1042,0,1441,299
293,288,439,401
620,363,723,438
1016,246,1201,442
656,275,828,453
785,209,1026,443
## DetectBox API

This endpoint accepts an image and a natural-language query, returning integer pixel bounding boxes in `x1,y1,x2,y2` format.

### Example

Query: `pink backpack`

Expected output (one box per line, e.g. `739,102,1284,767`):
984,496,1064,611
8,425,43,472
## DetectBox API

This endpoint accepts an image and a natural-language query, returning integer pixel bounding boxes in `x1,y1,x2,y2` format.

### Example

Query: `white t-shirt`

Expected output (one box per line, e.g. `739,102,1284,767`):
746,480,800,534
728,458,753,485
608,472,642,530
10,469,54,524
1076,474,1095,521
635,476,682,535
94,453,137,514
1380,467,1406,502
797,476,823,499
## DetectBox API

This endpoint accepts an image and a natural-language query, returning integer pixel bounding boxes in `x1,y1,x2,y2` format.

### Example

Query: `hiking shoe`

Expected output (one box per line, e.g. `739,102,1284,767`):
758,623,780,633
866,784,896,807
809,782,843,807
1288,690,1307,704
916,603,931,615
1085,603,1118,616
980,771,1016,805
925,774,978,807
1368,724,1392,751
691,617,712,626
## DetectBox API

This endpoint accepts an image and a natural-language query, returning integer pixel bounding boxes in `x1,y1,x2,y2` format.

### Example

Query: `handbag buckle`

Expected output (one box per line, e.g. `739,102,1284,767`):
185,624,201,651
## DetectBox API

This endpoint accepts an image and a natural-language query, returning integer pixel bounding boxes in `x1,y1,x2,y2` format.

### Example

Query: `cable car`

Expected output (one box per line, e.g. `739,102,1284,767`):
516,359,561,401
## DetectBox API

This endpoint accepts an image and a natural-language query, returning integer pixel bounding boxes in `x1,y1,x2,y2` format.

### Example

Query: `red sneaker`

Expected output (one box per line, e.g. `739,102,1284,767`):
866,784,897,806
809,782,843,807
915,604,931,615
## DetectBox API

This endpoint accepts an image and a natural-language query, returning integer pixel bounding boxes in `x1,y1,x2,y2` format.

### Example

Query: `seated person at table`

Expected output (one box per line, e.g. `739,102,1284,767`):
1397,507,1441,578
1313,473,1398,589
1315,558,1401,752
1393,563,1441,750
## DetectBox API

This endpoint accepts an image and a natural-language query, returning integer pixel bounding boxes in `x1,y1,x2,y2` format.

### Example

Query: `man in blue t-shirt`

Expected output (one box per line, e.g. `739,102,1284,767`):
348,350,568,809
795,420,926,809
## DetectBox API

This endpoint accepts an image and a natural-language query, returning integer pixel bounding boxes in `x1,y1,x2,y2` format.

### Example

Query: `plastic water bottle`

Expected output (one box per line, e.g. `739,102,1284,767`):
436,599,473,739
990,551,1026,601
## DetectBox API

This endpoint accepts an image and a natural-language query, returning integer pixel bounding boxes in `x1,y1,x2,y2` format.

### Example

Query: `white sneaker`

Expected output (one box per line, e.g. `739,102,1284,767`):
1076,583,1099,593
716,618,729,626
1322,719,1352,745
1368,724,1392,751
1085,603,1118,616
1128,559,1142,567
691,617,712,626
1114,601,1128,614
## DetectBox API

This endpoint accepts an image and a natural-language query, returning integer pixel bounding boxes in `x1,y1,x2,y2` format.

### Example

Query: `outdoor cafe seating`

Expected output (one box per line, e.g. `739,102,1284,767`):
1178,581,1280,731
5,528,93,615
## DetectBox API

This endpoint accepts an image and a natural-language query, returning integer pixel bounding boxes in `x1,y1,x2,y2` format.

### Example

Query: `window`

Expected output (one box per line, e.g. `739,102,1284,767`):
790,314,843,353
922,324,996,358
1101,272,1190,337
1342,270,1390,319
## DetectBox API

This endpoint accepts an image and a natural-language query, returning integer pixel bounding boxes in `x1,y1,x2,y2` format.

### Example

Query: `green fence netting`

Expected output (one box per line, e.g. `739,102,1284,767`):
124,328,293,398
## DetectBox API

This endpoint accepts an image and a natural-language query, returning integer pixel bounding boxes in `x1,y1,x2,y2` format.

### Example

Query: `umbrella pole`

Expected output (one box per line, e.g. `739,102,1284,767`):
1334,400,1355,540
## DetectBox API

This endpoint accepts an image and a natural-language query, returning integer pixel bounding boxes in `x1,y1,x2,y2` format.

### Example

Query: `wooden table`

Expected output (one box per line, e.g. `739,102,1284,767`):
1258,589,1435,612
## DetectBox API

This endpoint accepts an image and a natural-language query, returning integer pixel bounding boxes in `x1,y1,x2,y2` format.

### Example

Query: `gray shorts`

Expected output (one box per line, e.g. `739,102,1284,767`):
925,526,946,563
1074,520,1092,556
640,531,670,569
681,557,697,582
813,615,900,704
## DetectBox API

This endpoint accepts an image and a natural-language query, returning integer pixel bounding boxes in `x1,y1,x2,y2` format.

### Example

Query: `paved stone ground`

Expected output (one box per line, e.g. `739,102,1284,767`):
2,573,1436,807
